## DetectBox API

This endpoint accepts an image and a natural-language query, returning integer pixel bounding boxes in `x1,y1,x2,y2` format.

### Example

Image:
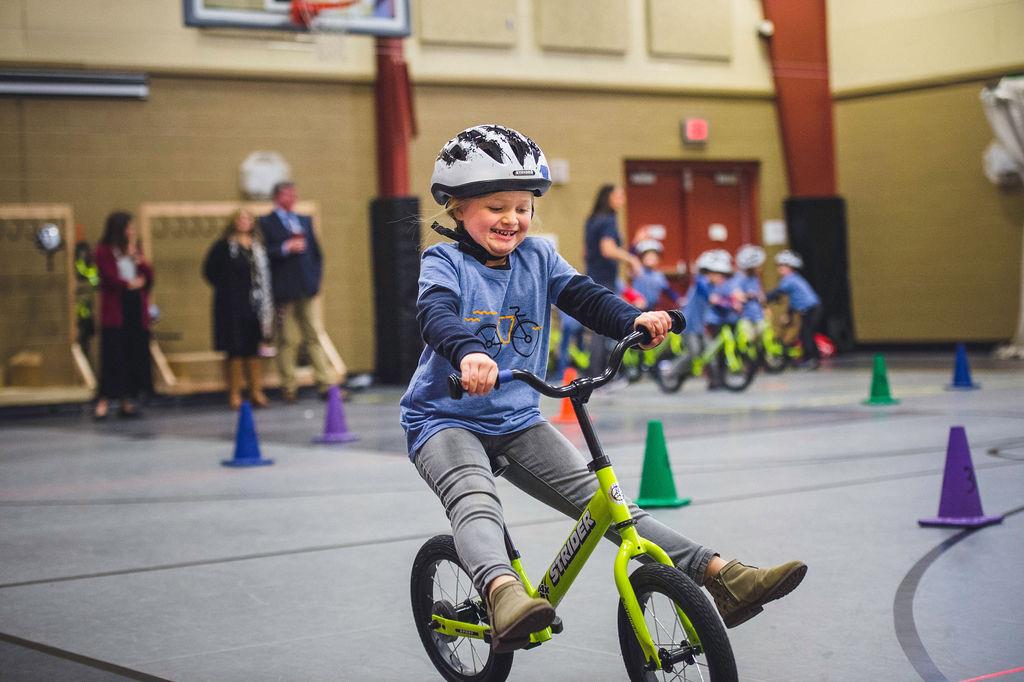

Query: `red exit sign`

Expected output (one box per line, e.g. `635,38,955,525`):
682,117,709,144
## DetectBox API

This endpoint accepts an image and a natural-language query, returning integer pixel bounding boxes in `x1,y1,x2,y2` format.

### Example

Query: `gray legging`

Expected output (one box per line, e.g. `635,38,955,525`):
415,422,715,595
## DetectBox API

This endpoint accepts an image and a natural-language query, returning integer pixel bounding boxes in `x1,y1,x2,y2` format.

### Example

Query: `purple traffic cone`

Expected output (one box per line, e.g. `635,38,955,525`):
918,426,1002,528
946,343,980,390
222,401,274,467
313,385,358,444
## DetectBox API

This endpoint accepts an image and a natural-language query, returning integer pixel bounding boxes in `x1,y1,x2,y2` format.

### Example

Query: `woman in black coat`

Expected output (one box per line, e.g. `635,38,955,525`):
203,209,274,408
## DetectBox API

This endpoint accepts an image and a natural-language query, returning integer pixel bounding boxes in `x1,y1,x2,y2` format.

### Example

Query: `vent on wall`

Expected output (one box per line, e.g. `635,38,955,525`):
0,70,149,99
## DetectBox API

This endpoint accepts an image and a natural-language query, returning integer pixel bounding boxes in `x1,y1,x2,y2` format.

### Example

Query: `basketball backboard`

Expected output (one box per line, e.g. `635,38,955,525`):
182,0,411,37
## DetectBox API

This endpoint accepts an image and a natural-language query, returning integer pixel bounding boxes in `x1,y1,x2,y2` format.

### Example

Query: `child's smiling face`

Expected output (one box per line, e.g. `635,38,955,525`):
454,191,534,262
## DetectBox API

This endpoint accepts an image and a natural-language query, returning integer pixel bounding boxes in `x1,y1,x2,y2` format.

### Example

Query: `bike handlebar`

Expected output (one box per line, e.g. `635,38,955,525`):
447,310,686,400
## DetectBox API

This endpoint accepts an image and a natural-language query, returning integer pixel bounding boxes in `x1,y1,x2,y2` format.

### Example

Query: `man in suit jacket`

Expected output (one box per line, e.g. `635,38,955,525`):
259,181,337,401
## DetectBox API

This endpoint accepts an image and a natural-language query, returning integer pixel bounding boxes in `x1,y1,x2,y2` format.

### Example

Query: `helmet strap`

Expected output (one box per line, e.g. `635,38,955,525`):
429,221,493,265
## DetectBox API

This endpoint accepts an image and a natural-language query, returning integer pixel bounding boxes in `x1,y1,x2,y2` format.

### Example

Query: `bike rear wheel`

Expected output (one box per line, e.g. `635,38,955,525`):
760,345,788,374
618,564,737,682
722,353,757,392
411,535,513,682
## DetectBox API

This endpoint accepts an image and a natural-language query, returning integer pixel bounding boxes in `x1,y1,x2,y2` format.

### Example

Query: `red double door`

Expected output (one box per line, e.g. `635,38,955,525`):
624,160,760,301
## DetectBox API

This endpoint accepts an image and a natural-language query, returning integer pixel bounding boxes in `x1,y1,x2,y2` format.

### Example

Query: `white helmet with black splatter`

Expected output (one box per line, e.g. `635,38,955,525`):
697,249,734,275
736,244,766,269
774,249,804,268
430,124,551,205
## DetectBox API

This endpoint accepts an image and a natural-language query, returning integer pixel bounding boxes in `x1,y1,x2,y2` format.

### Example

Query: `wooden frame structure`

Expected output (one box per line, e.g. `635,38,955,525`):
0,203,96,396
137,200,346,395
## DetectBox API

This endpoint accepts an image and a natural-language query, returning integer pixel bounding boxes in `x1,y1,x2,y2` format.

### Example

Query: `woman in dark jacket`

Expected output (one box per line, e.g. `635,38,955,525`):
203,209,274,409
93,211,154,419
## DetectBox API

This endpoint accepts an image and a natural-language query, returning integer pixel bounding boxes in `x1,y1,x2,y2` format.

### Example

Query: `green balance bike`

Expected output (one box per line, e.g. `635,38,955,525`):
411,311,737,681
653,324,757,394
734,319,793,374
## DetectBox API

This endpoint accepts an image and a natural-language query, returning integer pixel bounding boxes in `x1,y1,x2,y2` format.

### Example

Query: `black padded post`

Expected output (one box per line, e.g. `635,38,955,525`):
784,197,855,351
370,196,422,384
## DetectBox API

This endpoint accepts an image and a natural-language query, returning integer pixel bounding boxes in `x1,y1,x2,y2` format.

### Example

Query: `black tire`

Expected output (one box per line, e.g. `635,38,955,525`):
654,354,690,394
411,535,513,682
618,565,737,682
721,353,756,392
760,345,788,374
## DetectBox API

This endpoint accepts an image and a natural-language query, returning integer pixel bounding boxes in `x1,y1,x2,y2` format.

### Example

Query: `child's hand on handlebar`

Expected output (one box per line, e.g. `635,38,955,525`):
459,352,499,396
634,311,671,349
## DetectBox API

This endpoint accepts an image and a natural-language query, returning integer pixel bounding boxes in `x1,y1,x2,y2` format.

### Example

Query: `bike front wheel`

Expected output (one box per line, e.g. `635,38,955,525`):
618,564,737,682
411,535,513,682
654,354,690,393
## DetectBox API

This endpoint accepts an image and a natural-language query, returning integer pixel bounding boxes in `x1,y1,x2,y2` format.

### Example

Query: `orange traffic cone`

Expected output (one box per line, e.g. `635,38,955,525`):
552,367,578,425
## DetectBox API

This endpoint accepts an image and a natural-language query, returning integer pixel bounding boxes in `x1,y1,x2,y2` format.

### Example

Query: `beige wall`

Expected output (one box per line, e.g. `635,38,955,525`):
829,0,1024,94
837,80,1024,342
0,76,785,374
0,76,379,371
0,0,773,95
411,86,787,270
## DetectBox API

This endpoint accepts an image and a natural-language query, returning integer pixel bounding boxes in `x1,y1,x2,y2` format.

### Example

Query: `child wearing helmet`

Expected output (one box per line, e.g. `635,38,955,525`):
732,244,768,341
629,239,684,312
766,249,822,369
701,250,742,389
401,124,805,652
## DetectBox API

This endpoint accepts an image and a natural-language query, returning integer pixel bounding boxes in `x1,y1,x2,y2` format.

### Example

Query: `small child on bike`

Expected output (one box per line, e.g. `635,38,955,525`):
732,244,768,341
680,251,715,363
702,249,741,389
766,249,823,370
629,240,684,312
401,124,805,652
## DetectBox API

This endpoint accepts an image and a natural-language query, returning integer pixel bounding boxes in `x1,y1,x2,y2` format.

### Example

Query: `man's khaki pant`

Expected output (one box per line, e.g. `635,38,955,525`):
276,296,334,394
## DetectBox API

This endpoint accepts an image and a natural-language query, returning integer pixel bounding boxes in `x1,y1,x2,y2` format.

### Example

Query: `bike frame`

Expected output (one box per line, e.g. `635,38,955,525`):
433,319,700,670
692,325,743,375
430,400,700,669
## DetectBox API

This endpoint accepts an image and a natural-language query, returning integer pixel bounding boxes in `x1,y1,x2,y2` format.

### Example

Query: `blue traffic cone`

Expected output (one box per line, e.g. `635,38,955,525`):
946,343,980,390
222,401,274,467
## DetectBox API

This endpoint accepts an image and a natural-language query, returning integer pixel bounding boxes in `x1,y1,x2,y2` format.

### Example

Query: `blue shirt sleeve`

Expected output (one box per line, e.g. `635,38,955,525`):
416,246,488,368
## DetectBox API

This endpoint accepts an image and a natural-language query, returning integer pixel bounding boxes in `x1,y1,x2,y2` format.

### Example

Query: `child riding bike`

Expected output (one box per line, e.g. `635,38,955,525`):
766,249,823,370
732,244,767,346
400,124,806,656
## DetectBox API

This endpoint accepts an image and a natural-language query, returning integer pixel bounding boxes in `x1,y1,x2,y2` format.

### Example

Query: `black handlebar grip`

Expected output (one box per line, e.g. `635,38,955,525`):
636,310,686,345
447,373,464,400
447,372,504,400
669,309,686,334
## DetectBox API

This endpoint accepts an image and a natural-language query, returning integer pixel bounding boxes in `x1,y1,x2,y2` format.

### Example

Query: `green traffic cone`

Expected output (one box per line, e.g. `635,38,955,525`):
635,420,691,508
863,354,900,405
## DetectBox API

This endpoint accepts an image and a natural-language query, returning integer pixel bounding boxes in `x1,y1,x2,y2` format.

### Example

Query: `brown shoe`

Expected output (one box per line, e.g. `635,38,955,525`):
226,358,244,410
705,559,806,628
244,357,269,408
487,581,555,653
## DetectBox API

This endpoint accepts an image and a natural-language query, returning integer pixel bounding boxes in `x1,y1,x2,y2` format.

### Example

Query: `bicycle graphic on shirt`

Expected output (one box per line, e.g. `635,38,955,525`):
469,306,542,358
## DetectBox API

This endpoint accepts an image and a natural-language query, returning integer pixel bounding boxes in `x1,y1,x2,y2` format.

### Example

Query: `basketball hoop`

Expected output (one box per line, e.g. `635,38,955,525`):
290,0,358,60
289,0,358,28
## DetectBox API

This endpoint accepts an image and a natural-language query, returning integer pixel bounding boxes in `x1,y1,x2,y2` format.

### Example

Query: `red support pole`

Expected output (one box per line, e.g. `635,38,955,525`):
760,0,836,197
374,37,413,198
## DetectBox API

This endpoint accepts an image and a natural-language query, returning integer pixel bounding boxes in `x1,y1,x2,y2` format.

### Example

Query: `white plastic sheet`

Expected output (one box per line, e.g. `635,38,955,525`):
981,77,1024,357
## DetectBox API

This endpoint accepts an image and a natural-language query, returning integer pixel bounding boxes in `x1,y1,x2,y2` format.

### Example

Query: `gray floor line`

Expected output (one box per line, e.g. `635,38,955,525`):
5,460,1018,593
893,504,1024,682
7,435,1023,510
0,632,169,682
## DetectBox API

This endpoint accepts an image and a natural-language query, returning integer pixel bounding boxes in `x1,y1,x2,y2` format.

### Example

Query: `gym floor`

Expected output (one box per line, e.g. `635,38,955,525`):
1,352,1022,681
